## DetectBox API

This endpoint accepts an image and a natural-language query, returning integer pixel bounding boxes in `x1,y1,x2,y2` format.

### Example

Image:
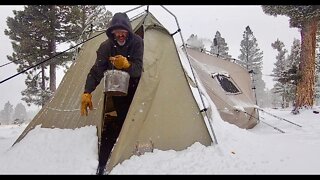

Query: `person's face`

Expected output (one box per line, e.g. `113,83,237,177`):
113,29,128,44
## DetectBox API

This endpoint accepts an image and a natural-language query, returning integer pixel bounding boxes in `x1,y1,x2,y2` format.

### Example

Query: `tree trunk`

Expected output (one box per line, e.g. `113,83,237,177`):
49,5,56,92
41,65,46,107
49,63,56,92
282,89,285,108
41,65,46,91
295,18,317,109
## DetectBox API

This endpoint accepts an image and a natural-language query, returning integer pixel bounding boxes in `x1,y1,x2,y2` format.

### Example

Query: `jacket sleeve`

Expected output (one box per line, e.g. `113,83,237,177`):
127,36,144,78
84,43,111,93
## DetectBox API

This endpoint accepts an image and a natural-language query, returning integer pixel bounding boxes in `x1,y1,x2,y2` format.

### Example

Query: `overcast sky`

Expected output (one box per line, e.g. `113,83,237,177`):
0,5,301,111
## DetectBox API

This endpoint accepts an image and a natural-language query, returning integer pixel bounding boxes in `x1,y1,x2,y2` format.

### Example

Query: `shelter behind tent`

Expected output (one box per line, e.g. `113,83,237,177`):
184,47,258,129
14,12,213,173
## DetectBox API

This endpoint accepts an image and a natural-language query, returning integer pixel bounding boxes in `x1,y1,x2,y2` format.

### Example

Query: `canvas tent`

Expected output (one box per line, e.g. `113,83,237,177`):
14,11,213,174
184,47,258,129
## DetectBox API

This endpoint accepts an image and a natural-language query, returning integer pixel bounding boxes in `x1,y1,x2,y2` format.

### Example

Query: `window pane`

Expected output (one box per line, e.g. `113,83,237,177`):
216,75,240,94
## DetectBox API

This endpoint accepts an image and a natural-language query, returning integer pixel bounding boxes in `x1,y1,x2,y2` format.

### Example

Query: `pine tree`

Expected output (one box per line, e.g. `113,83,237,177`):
84,6,112,31
286,39,301,105
238,26,266,107
4,6,111,107
64,6,112,43
0,101,13,125
4,6,49,105
12,103,27,124
63,6,112,69
270,85,283,107
186,34,205,51
262,5,320,110
5,6,68,106
21,72,52,107
210,31,231,59
287,39,301,70
271,39,289,108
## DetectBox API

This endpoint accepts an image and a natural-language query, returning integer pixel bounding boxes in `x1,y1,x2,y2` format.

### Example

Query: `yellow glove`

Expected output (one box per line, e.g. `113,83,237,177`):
109,55,131,69
81,93,93,116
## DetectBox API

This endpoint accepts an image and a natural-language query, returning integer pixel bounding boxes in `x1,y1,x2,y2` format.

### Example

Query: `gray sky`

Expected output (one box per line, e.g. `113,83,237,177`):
0,5,300,111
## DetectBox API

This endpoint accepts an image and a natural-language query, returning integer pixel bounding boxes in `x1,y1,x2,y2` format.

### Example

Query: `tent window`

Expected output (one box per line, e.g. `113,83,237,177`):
215,75,241,94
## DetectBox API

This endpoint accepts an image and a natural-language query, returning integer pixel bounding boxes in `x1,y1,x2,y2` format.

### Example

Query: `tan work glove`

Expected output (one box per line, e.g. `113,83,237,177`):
109,55,131,69
81,93,93,116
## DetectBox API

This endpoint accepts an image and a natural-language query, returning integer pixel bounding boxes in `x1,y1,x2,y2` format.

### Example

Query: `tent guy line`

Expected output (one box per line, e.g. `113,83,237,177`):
256,107,302,127
259,119,285,133
242,110,285,133
0,31,92,68
0,31,106,85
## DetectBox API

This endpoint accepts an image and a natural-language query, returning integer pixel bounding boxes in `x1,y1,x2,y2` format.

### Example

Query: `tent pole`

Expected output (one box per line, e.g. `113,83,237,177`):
160,5,218,145
249,70,260,122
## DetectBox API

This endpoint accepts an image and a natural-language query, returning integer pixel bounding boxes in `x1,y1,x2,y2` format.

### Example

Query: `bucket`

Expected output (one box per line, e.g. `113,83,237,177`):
104,69,130,96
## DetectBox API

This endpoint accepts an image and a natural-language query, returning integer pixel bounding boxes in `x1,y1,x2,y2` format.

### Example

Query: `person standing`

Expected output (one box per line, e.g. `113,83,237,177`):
80,12,144,174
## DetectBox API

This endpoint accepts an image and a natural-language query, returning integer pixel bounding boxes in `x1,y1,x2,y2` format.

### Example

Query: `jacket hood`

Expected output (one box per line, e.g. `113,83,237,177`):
106,12,133,39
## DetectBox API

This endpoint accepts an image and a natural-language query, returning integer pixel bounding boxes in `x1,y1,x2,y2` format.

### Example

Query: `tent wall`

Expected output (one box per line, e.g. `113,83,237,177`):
186,48,258,129
106,14,213,173
14,31,108,144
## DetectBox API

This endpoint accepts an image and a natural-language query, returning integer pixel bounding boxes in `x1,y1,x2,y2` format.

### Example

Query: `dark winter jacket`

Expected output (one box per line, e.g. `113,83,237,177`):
84,12,144,94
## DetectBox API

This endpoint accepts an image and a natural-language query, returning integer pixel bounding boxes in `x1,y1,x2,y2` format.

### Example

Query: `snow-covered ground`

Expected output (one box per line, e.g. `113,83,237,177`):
0,107,320,174
1,44,319,174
